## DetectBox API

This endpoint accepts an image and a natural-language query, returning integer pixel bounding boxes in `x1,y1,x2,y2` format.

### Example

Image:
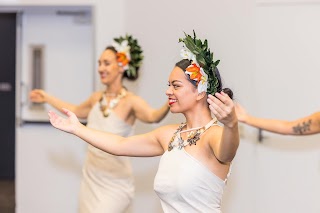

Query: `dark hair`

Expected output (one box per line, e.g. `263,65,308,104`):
105,46,139,81
175,59,233,99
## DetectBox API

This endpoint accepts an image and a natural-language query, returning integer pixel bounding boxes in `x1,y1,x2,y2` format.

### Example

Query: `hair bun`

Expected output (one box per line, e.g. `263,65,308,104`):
222,88,233,100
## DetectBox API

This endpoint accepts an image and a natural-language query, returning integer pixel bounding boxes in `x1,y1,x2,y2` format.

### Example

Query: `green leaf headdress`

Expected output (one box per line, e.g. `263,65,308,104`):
179,31,220,95
113,34,144,79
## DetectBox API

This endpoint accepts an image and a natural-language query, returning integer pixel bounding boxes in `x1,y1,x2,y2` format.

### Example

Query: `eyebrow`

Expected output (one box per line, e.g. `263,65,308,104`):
169,80,183,84
98,60,109,63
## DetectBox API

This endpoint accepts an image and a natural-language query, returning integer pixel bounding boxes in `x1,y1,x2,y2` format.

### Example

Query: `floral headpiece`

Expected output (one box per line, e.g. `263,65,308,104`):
179,31,220,95
112,34,143,78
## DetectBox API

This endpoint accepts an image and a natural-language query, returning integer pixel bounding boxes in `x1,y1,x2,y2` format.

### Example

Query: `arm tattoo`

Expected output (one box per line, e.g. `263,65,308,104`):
292,119,312,135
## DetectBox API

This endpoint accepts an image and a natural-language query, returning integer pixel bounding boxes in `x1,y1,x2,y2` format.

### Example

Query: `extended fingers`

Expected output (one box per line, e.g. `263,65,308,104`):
61,108,76,118
48,110,61,127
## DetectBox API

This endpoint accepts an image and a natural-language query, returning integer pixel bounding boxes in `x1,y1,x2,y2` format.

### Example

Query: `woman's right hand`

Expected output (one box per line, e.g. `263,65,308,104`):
48,108,82,135
29,89,47,103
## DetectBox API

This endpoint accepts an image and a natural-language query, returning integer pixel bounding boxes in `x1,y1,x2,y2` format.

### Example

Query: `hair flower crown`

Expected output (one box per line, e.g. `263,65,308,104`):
179,31,220,95
113,34,143,78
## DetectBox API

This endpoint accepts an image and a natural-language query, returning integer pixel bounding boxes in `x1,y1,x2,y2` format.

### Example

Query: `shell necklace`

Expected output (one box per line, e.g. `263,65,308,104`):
99,88,127,117
168,119,217,151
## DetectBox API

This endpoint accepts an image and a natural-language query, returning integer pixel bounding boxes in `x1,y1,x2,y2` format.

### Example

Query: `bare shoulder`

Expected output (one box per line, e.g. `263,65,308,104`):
88,91,103,105
204,124,223,142
153,124,183,146
155,124,181,132
123,91,149,108
125,91,143,102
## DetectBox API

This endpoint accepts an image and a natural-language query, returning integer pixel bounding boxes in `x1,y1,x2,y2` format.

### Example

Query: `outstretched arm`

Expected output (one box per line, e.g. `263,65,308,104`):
235,103,320,135
131,95,169,123
207,92,239,163
48,108,165,157
30,89,96,119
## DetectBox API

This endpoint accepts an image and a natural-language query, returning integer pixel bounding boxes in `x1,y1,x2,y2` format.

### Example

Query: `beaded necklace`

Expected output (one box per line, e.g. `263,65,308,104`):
99,88,127,117
168,119,217,151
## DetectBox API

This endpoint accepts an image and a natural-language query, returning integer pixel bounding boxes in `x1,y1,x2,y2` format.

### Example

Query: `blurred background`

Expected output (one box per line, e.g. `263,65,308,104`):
1,0,320,212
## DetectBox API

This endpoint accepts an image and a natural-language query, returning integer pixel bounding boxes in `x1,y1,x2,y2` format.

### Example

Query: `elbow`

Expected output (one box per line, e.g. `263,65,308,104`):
217,155,236,164
145,114,163,124
151,117,162,124
216,144,239,164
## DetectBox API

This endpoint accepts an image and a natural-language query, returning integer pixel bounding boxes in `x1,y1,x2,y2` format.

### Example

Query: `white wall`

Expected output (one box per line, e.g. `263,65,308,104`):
251,2,320,212
4,0,320,212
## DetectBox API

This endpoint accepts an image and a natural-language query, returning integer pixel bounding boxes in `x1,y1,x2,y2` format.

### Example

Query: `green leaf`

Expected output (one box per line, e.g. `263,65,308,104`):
179,31,220,95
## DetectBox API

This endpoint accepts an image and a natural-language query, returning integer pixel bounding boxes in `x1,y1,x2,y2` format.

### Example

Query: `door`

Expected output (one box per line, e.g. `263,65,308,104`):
0,13,16,179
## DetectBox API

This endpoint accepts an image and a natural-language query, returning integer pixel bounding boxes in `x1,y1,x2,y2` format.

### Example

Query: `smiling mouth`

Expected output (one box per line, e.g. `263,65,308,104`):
100,73,108,78
168,99,177,105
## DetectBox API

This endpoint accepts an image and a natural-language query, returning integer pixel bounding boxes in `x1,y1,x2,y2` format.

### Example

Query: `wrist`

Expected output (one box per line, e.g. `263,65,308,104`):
225,119,238,129
42,93,49,103
73,122,85,136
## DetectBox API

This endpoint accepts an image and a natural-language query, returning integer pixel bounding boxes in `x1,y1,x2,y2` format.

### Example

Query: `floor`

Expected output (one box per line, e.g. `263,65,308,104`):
0,180,15,213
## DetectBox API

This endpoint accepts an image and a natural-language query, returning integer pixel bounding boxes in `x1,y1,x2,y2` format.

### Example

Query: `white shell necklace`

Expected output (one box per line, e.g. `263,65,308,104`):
99,88,127,117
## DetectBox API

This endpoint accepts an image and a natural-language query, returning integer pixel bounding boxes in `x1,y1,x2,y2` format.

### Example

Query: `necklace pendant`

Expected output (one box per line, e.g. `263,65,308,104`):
187,132,200,146
178,137,184,150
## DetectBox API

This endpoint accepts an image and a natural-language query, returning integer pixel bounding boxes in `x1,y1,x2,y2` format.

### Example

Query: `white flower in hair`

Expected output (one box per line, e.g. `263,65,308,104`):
112,40,131,70
113,40,131,58
197,68,208,93
180,46,196,62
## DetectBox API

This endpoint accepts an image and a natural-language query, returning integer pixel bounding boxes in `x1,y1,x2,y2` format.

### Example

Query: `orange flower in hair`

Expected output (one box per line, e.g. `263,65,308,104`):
185,63,202,84
113,34,143,78
117,52,130,67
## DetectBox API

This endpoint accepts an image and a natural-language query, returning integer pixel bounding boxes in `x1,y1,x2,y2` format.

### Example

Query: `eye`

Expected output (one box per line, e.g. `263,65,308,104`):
172,84,180,89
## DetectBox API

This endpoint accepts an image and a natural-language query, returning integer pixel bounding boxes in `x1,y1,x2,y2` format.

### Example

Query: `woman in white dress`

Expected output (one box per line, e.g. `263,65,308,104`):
47,32,239,213
29,34,169,213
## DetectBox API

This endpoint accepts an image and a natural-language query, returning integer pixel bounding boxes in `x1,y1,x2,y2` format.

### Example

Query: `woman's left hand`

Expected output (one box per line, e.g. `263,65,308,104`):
207,92,238,128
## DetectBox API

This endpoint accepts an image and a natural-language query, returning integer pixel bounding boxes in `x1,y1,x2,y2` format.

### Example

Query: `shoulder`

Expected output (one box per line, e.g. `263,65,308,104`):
124,91,149,107
88,91,103,104
153,124,183,144
155,124,181,133
125,91,142,101
204,123,223,143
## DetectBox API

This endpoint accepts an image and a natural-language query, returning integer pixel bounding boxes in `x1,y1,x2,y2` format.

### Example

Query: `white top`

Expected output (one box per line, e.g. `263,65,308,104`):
79,100,135,213
154,120,229,213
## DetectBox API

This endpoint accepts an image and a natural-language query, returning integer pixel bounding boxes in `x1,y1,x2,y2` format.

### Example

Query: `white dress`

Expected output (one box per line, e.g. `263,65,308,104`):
154,121,230,213
79,101,134,213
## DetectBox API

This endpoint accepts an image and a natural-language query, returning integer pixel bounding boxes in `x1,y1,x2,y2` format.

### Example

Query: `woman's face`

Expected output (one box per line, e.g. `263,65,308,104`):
166,66,198,113
98,49,123,85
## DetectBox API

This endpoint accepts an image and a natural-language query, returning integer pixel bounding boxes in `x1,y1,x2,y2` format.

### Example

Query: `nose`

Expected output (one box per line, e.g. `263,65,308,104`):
98,64,104,73
166,86,173,96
